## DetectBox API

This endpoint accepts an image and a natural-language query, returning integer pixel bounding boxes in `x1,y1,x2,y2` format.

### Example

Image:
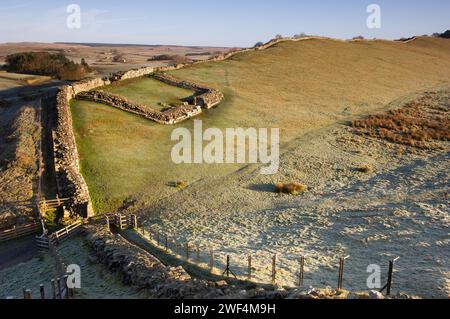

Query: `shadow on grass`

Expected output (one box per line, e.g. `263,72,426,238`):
248,183,276,194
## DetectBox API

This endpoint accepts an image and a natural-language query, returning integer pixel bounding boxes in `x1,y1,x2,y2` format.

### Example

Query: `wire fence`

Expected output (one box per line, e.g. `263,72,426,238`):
105,213,399,295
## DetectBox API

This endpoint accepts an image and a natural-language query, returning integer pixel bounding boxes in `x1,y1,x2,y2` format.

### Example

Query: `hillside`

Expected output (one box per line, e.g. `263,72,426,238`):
71,37,450,212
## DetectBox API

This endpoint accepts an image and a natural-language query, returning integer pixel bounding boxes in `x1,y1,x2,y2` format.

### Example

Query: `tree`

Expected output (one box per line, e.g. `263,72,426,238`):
275,34,283,39
5,51,92,81
294,32,308,39
440,30,450,38
254,42,264,48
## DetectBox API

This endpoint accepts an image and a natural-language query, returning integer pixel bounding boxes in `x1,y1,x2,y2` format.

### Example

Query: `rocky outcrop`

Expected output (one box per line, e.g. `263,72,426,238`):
76,90,202,125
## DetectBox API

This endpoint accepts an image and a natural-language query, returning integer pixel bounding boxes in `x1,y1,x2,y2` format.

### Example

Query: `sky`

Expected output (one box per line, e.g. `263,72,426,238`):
0,0,448,47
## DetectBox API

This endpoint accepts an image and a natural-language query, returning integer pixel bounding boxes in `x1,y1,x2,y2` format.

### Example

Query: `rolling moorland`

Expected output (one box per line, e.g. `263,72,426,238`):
67,37,450,296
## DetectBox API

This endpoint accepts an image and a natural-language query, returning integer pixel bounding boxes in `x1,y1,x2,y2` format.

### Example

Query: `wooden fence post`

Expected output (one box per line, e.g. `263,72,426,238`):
386,260,394,296
379,257,399,296
56,278,62,299
40,284,45,299
130,214,137,229
271,255,276,284
176,243,180,256
105,215,110,231
196,244,200,262
248,255,252,280
225,255,230,278
299,256,305,287
51,279,56,299
337,255,350,291
157,231,160,246
165,235,168,251
25,289,32,299
22,287,26,299
63,275,69,299
117,214,122,230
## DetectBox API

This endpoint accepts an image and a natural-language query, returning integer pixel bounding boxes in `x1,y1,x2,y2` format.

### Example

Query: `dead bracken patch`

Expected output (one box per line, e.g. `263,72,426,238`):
358,164,374,174
352,91,450,149
275,182,307,195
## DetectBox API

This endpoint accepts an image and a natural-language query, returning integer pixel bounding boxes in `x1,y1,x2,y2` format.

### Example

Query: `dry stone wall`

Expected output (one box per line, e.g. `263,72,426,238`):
54,86,94,217
76,90,202,125
151,73,224,109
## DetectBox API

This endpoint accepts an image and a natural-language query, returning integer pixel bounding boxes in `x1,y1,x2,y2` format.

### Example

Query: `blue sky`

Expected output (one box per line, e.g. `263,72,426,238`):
0,0,448,47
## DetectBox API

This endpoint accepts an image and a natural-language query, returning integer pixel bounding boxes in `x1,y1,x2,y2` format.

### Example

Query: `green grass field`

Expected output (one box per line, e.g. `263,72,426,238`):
71,37,450,213
100,76,194,110
71,98,242,213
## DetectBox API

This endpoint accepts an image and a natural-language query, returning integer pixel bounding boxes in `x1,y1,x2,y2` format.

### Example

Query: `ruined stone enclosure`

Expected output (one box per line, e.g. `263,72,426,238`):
76,73,224,125
54,66,226,217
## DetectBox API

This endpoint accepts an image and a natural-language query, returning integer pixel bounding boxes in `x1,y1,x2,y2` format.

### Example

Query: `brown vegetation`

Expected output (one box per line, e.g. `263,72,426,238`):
352,91,449,149
275,182,307,195
0,104,40,227
358,164,374,174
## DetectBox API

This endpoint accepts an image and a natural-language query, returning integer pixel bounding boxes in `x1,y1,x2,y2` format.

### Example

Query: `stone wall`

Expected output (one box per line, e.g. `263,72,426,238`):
151,73,224,109
53,86,93,217
76,90,202,125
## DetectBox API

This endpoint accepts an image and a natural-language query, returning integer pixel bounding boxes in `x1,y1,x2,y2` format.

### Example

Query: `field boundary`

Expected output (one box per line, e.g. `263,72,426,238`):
100,214,400,296
0,222,42,242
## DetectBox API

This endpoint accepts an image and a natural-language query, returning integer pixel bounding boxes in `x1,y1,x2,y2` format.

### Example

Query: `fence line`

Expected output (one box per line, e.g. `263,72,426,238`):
101,214,400,296
0,222,42,243
35,220,83,251
14,275,72,300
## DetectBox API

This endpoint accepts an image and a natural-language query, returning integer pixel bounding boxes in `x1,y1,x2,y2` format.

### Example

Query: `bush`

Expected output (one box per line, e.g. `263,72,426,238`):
358,164,374,174
148,54,192,65
275,182,307,195
440,30,450,39
254,42,264,48
294,33,308,39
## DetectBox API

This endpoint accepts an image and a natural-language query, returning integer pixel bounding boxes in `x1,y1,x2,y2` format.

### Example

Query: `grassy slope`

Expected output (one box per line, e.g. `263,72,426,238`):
100,76,194,110
71,37,450,213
